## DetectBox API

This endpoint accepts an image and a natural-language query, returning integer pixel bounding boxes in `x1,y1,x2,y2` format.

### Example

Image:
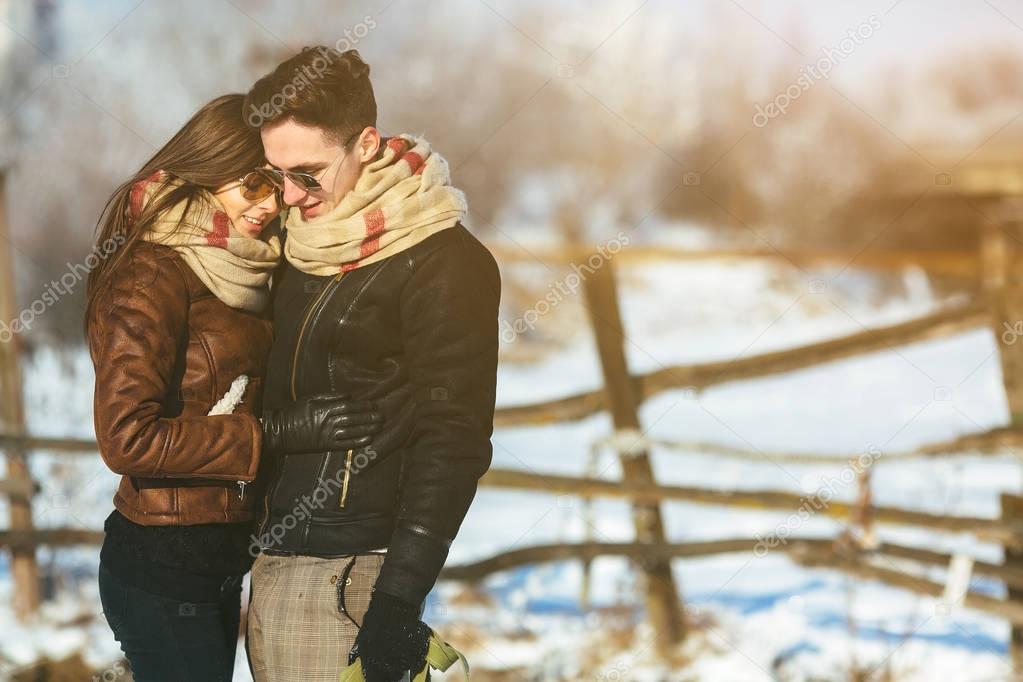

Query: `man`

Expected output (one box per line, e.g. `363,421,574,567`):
243,46,501,682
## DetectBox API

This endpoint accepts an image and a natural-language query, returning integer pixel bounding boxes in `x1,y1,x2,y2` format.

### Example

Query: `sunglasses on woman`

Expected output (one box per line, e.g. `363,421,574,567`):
237,169,280,201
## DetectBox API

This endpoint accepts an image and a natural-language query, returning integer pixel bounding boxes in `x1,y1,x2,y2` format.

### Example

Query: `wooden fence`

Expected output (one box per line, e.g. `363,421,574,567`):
4,207,1023,665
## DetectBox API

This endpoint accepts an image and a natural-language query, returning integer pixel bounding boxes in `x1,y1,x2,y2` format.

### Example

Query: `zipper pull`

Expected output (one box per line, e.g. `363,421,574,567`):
339,449,354,509
237,481,247,501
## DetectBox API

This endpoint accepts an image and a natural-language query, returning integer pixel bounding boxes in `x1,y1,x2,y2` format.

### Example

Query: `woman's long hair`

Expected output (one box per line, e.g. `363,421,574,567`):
84,93,265,328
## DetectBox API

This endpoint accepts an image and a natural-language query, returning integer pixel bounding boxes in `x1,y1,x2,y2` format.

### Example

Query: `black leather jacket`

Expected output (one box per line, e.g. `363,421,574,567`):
255,224,501,605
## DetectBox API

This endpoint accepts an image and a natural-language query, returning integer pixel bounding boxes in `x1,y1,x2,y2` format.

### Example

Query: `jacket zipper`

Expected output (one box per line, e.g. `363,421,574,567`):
339,449,353,508
290,273,344,400
257,272,345,539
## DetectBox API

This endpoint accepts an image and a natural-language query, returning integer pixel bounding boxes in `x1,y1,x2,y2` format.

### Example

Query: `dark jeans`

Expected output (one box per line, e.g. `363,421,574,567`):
98,561,244,682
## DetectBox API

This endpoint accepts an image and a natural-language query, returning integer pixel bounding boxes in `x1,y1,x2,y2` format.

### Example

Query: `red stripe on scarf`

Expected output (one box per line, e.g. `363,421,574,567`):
128,170,163,223
207,211,230,248
386,137,407,156
385,137,424,175
340,208,387,274
403,151,425,175
361,208,386,256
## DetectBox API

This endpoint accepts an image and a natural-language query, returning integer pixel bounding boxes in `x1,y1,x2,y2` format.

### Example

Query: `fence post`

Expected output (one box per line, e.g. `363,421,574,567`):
0,170,40,620
854,463,875,549
981,212,1023,424
581,256,686,658
1002,494,1023,671
986,207,1023,672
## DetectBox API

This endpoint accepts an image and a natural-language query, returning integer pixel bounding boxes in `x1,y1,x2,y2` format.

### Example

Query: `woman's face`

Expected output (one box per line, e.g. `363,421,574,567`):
213,170,280,239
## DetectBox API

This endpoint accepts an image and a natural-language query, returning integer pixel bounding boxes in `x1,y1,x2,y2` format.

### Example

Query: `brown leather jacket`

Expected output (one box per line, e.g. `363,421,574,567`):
87,241,272,526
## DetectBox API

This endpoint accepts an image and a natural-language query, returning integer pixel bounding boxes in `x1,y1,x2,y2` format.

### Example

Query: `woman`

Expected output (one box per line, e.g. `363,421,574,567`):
84,94,383,681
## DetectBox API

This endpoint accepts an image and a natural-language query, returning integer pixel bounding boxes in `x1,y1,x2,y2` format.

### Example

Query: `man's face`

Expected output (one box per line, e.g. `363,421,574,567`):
261,119,380,220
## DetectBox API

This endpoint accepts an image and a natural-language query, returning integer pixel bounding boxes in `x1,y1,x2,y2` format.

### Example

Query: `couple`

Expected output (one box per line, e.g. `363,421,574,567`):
84,46,500,682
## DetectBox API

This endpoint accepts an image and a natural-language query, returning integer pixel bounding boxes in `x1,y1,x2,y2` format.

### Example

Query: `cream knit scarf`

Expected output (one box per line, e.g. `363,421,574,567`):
283,134,467,276
130,171,282,312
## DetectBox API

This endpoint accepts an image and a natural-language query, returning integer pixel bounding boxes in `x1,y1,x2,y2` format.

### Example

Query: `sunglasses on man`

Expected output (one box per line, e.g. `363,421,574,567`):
242,130,362,199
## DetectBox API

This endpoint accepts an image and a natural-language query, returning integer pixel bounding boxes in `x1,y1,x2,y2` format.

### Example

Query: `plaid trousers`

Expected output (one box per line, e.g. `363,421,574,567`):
246,551,386,682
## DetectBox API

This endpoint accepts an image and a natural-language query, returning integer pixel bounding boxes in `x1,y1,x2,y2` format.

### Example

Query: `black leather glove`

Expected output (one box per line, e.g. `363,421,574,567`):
261,393,382,455
349,589,430,682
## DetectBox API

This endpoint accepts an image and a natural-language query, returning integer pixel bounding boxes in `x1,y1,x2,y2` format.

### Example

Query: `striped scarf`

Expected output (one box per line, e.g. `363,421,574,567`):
131,171,282,312
282,134,467,276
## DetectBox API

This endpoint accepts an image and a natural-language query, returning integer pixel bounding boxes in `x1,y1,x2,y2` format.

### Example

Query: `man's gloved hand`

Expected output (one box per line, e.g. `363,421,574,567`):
261,393,383,455
350,589,430,682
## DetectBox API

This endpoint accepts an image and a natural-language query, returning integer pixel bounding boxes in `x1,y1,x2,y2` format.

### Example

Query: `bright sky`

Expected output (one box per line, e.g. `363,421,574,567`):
738,0,1023,78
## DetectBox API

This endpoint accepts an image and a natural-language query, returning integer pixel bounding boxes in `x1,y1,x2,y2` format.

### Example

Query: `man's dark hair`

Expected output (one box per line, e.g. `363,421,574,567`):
244,46,377,147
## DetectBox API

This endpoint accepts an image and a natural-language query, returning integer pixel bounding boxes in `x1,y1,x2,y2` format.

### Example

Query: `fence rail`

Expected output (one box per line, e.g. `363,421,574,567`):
488,245,980,277
495,299,990,427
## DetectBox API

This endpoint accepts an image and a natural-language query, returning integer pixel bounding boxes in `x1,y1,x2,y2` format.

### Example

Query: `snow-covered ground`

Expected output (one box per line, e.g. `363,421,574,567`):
2,252,1019,681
